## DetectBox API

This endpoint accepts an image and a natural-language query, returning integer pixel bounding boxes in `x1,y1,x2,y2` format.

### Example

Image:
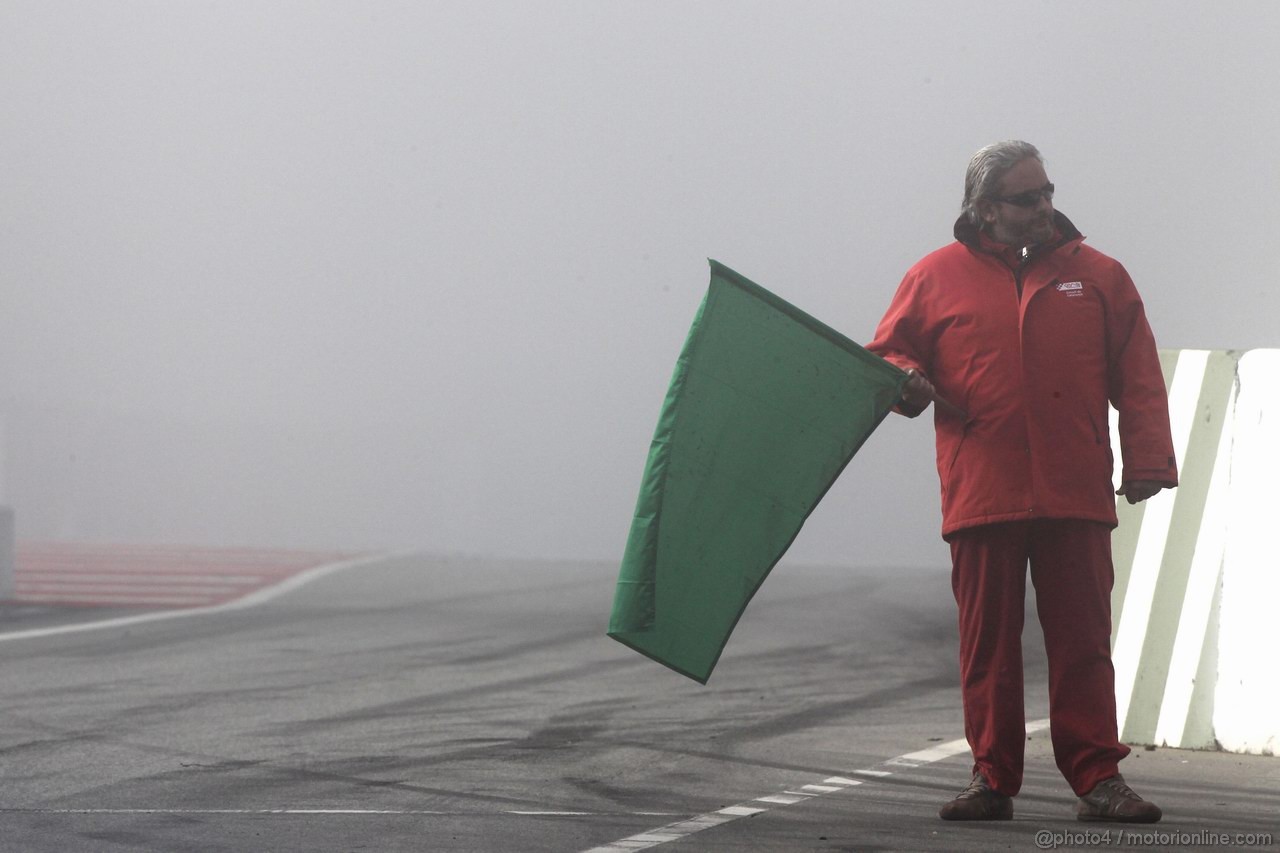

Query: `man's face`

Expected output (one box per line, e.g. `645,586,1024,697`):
979,157,1055,248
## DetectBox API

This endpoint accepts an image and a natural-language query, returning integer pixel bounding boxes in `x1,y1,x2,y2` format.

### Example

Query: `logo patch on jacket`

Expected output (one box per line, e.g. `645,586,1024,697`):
1055,280,1084,297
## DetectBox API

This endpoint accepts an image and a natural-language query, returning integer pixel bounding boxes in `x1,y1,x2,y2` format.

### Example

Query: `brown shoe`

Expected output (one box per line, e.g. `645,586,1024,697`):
1076,774,1162,823
939,772,1013,821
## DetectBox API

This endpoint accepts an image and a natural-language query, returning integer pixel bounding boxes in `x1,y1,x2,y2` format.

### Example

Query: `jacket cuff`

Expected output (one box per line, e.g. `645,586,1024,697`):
1121,466,1179,487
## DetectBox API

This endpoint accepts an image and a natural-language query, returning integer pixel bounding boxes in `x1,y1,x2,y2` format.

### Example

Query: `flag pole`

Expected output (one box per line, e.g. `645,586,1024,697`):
930,390,968,421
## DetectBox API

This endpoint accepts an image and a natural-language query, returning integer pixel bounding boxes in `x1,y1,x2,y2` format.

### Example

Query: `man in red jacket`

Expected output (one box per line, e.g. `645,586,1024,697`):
868,140,1177,823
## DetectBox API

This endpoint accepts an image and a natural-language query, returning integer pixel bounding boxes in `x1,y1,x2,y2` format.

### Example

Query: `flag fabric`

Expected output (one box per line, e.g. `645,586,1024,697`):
608,260,908,683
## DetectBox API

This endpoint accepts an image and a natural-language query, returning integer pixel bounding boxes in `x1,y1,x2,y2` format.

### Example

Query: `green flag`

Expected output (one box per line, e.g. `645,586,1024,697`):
608,260,908,683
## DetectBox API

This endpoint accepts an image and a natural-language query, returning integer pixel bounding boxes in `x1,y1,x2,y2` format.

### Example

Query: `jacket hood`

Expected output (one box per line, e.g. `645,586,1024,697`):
953,210,1083,250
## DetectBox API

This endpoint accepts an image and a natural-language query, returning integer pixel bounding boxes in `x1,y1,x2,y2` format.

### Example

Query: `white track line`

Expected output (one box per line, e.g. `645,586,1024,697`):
581,719,1050,853
0,552,403,644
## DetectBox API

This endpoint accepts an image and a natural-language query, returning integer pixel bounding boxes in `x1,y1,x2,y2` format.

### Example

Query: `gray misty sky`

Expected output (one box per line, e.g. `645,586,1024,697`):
2,1,1277,567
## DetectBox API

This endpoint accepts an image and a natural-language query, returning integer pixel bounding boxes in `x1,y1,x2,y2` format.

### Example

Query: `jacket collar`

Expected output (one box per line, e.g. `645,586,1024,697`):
953,210,1083,255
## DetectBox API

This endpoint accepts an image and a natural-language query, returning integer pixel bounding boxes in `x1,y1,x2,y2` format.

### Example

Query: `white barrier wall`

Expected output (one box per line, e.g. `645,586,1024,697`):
1214,350,1280,755
1110,349,1279,756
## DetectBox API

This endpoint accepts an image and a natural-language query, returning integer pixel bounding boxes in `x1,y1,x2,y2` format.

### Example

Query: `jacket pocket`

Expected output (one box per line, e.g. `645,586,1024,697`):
1086,411,1105,445
944,423,971,482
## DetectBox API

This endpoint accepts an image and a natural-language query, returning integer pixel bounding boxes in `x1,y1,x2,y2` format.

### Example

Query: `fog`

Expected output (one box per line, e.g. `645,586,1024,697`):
2,1,1277,567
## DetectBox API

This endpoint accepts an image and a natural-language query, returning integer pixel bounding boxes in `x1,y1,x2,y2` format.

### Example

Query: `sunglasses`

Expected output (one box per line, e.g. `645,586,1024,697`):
994,182,1055,208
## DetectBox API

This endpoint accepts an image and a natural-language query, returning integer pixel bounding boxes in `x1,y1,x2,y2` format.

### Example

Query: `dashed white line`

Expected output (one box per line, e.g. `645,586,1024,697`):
580,719,1050,853
716,805,766,817
755,794,805,805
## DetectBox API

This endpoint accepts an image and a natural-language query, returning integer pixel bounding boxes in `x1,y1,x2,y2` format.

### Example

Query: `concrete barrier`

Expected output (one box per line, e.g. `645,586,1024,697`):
1109,348,1278,756
1214,350,1280,755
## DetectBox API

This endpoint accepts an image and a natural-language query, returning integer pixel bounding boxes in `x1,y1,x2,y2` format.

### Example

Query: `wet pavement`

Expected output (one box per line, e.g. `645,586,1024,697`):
1,554,1275,852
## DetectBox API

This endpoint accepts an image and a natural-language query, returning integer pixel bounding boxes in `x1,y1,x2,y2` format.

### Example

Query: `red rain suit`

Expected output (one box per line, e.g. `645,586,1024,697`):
868,211,1178,798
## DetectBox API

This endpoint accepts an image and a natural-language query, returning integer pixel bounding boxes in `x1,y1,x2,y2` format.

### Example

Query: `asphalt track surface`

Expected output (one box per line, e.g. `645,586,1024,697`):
1,555,1276,852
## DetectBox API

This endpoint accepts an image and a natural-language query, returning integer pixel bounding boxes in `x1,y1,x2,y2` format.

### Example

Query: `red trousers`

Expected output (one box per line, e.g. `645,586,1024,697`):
948,519,1130,797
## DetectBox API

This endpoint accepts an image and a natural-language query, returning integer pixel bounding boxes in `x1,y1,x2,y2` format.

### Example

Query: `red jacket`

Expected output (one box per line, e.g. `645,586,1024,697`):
868,212,1178,537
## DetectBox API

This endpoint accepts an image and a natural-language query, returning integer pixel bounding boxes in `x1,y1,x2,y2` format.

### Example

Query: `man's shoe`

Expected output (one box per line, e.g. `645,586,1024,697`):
938,772,1013,821
1076,774,1162,823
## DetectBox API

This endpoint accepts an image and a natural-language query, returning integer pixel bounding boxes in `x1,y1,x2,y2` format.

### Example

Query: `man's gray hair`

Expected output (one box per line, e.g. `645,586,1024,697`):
961,140,1043,225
